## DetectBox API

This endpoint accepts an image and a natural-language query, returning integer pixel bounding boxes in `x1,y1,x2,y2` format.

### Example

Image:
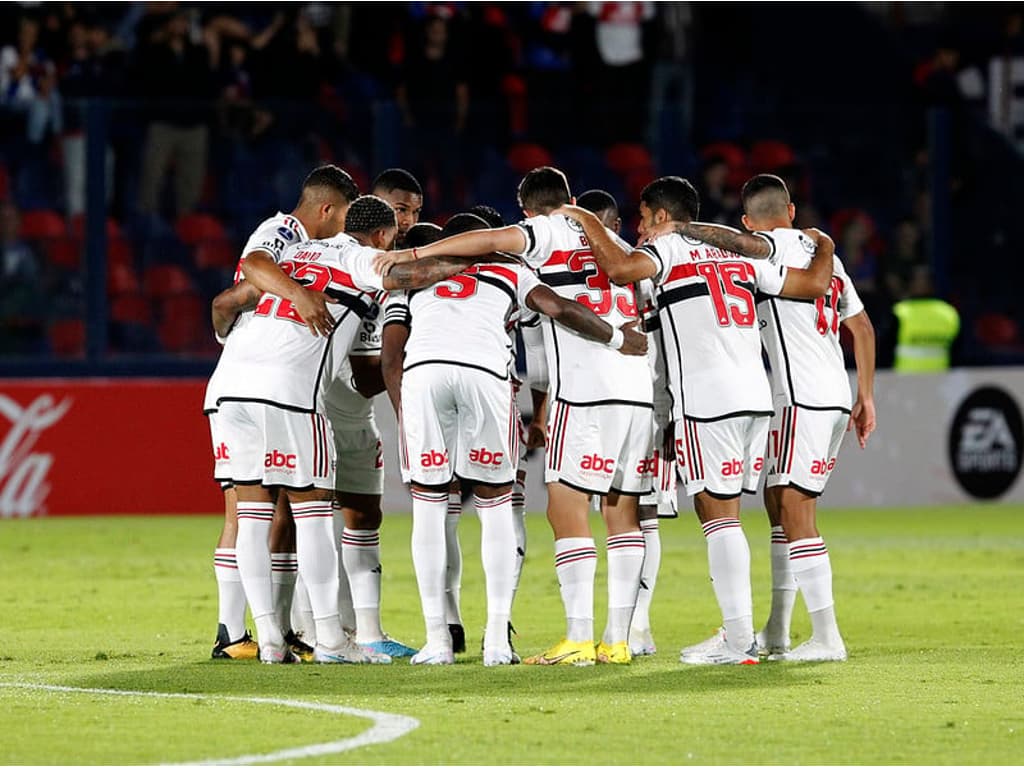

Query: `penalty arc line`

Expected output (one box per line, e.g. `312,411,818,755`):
0,682,420,765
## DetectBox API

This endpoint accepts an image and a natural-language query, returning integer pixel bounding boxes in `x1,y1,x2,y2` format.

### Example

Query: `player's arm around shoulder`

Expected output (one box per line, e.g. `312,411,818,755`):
524,284,647,356
241,249,337,337
676,221,773,258
778,228,834,299
553,204,656,285
373,226,528,276
211,280,261,341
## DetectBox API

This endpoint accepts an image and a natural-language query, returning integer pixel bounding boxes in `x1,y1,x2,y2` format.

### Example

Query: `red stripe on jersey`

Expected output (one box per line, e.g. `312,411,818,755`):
665,262,698,284
542,249,577,268
473,264,520,284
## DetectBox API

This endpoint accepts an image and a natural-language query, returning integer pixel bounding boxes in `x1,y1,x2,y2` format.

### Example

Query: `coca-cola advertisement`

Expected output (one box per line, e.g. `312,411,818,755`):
0,380,221,517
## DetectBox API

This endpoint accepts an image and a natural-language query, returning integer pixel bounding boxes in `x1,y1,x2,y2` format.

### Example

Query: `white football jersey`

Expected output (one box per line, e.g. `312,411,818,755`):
207,234,385,413
384,262,541,380
204,212,309,412
757,228,864,411
323,293,385,428
638,279,671,428
515,214,652,408
640,233,788,422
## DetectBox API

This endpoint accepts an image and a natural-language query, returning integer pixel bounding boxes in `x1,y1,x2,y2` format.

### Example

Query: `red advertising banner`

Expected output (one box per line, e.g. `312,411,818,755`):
0,379,221,517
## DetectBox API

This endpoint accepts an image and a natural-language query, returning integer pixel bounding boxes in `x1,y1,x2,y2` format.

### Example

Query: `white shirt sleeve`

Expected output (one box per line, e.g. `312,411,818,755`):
515,264,543,307
751,256,789,296
637,241,668,284
348,247,387,292
242,216,302,263
514,216,554,268
382,291,410,328
834,256,865,320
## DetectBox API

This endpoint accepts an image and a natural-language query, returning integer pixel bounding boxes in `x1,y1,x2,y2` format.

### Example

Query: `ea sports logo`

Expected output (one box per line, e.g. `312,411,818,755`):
948,386,1024,499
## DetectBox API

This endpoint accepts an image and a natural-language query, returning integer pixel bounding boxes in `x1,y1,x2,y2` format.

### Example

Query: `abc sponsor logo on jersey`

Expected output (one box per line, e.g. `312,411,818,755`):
420,449,450,468
0,394,72,518
721,457,763,476
948,386,1023,499
265,450,298,470
579,454,615,475
468,448,504,467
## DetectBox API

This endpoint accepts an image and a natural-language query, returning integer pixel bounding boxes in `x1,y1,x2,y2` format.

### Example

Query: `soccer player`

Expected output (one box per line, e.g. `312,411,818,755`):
372,168,425,247
669,174,876,662
553,176,834,665
320,198,419,659
206,165,358,660
577,188,671,655
380,212,647,666
376,167,656,666
207,195,489,663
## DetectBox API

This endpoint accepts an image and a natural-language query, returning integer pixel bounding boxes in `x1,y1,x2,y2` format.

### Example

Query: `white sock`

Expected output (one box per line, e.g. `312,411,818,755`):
290,574,316,644
789,537,842,645
604,531,645,645
292,500,344,650
412,489,450,645
270,551,298,636
235,502,280,648
631,519,660,632
765,525,796,644
444,492,463,625
702,518,754,652
476,492,516,651
511,480,527,604
342,528,384,643
331,507,356,633
554,537,596,643
214,548,247,640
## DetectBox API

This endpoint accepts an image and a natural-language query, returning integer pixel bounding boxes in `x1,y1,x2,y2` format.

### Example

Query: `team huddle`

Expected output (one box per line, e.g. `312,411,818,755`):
204,163,876,667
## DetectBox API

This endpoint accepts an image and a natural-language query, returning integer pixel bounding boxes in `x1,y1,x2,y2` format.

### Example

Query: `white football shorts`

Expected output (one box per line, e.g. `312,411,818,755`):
212,401,335,490
399,365,519,486
332,421,385,496
639,418,678,513
765,403,848,497
545,401,654,496
676,414,769,498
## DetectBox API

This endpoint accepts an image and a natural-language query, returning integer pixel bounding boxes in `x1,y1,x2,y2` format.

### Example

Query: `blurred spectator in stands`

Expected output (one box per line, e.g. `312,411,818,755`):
585,1,655,144
0,201,46,355
134,8,217,218
696,154,741,225
884,217,933,301
0,15,63,145
521,3,577,147
647,3,693,164
60,17,122,217
396,11,469,210
832,208,881,294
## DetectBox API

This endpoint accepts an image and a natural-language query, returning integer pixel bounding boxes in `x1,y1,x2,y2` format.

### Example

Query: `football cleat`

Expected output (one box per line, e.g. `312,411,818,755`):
411,642,455,665
628,626,657,657
363,636,417,659
211,624,259,660
679,634,759,665
755,629,789,658
284,630,315,663
679,627,726,660
770,637,847,663
259,644,300,664
482,646,515,667
315,636,392,664
449,623,466,654
523,638,596,667
596,640,632,664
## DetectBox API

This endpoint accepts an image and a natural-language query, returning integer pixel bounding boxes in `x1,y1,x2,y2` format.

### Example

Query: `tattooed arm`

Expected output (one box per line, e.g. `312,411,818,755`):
382,255,474,291
676,221,772,258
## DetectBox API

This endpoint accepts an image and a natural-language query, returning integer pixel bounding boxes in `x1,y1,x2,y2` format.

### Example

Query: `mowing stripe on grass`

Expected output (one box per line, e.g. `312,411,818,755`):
0,682,420,765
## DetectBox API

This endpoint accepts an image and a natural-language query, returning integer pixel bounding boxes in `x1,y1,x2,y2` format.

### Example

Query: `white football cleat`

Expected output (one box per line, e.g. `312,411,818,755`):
771,637,847,662
411,642,455,665
628,626,657,656
679,627,726,659
260,644,299,664
755,629,790,658
482,645,515,667
679,633,759,665
315,636,391,664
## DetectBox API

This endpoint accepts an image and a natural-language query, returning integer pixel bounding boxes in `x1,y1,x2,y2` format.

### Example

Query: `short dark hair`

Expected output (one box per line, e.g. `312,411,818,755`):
640,176,699,223
577,189,619,217
467,204,504,228
404,222,443,248
517,166,571,214
301,164,359,204
371,168,423,196
741,173,791,218
442,213,489,237
344,195,396,235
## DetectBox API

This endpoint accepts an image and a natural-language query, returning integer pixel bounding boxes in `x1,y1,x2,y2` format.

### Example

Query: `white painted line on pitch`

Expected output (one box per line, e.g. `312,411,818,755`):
0,682,420,765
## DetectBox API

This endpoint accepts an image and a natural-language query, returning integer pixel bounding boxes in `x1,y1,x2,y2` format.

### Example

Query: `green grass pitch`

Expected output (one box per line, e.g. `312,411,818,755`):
1,505,1022,764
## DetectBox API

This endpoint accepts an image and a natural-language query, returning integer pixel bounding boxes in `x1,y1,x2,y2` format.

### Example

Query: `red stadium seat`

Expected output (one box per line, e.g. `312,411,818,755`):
701,141,746,169
507,143,553,175
194,239,238,271
175,213,227,245
19,209,66,239
142,264,194,299
158,293,204,353
108,263,140,296
605,143,653,176
749,140,797,173
70,213,122,241
107,237,134,268
49,319,85,357
0,164,8,201
110,293,153,326
45,237,81,270
975,313,1020,347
